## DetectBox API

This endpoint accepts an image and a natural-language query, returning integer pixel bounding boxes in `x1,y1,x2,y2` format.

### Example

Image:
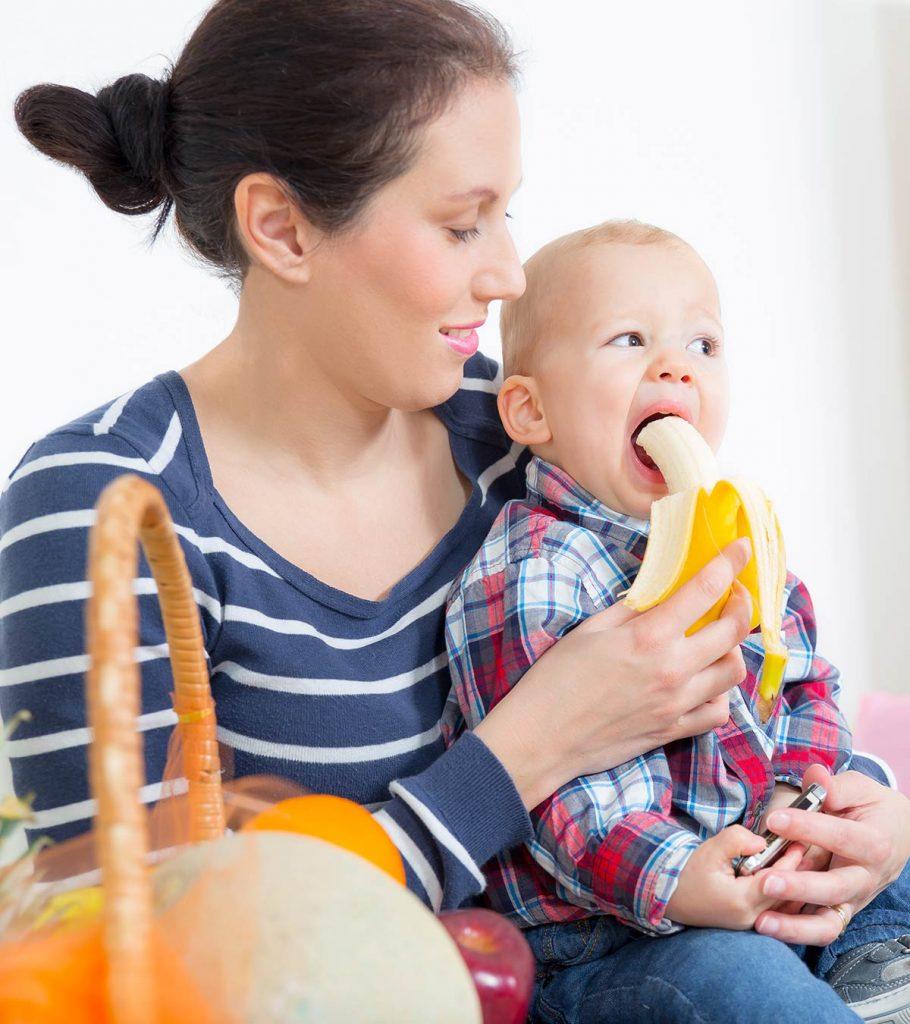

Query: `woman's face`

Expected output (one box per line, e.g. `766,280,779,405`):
304,78,525,411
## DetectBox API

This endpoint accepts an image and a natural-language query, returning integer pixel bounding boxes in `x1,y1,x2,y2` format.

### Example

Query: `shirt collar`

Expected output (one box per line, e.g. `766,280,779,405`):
525,456,651,539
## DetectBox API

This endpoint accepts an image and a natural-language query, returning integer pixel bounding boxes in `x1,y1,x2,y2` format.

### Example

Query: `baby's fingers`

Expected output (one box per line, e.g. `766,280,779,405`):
713,824,767,864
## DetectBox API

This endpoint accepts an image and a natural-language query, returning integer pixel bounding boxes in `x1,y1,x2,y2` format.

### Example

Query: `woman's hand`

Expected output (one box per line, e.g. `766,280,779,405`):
474,538,754,810
754,763,910,945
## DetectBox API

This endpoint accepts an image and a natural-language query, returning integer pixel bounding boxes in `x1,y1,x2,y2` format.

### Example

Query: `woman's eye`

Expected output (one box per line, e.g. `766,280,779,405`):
449,226,482,243
608,332,644,348
687,336,715,356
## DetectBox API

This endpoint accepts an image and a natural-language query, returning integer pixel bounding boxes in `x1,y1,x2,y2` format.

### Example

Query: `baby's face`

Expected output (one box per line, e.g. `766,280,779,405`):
531,241,729,520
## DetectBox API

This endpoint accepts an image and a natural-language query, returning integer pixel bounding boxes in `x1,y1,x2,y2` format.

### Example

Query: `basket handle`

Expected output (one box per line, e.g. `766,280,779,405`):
85,473,225,1024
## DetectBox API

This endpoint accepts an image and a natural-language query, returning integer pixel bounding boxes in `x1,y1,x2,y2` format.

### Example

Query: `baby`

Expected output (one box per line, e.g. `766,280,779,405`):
443,220,853,937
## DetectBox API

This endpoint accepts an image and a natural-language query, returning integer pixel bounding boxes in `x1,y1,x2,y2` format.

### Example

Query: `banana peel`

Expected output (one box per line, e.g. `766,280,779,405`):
624,417,788,720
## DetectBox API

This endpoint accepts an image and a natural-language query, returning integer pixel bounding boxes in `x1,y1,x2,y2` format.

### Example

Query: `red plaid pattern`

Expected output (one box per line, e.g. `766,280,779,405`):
444,457,852,934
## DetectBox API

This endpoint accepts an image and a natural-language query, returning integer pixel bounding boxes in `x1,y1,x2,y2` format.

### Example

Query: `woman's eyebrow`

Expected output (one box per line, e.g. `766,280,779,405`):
445,178,523,203
445,187,500,202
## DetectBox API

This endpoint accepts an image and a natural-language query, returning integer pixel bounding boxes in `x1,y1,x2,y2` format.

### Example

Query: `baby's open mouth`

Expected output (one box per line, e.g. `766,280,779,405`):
631,413,674,471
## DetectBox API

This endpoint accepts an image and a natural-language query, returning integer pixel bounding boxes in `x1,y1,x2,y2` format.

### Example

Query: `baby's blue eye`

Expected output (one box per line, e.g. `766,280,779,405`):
608,332,644,348
687,337,715,356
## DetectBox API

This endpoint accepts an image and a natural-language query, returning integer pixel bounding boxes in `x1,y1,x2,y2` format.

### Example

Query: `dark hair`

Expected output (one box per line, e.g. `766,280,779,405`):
14,0,517,285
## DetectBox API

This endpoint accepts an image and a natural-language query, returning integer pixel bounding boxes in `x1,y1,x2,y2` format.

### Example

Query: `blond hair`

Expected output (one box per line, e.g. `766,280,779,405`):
500,219,687,376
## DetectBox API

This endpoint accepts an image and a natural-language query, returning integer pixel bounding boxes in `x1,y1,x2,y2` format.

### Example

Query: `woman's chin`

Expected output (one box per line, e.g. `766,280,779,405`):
414,363,473,410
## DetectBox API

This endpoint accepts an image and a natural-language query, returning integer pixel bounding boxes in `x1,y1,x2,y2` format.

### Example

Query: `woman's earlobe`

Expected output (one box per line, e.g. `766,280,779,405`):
233,173,316,283
497,375,552,446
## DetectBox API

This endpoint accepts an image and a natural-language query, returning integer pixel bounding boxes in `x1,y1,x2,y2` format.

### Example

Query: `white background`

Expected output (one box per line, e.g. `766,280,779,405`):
2,1,909,821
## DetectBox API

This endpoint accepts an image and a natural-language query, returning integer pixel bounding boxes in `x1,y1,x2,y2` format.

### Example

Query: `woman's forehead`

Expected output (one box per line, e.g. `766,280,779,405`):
408,80,522,196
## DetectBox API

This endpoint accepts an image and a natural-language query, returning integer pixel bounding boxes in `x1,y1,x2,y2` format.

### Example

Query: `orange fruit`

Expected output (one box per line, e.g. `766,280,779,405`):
241,794,406,885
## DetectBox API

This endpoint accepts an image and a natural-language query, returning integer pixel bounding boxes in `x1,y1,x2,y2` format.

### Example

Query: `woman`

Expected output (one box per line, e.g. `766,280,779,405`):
4,1,909,1020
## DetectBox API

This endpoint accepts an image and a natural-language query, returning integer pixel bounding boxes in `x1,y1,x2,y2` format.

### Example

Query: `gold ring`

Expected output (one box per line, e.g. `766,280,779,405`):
827,902,852,937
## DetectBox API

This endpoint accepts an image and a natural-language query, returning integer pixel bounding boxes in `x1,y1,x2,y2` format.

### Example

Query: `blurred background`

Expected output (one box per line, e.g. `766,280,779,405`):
2,0,909,830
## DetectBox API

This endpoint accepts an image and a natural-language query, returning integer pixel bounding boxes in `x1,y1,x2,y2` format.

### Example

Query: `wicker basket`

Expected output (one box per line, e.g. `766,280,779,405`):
85,473,225,1024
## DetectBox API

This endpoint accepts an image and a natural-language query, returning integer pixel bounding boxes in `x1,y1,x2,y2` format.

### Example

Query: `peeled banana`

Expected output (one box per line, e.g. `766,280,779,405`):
623,416,788,721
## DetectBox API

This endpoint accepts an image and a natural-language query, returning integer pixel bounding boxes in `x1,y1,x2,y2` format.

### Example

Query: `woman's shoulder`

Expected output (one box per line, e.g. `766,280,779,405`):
435,352,511,450
2,372,204,525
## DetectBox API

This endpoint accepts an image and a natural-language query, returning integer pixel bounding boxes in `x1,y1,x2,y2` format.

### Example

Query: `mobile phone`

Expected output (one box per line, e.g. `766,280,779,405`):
733,782,827,877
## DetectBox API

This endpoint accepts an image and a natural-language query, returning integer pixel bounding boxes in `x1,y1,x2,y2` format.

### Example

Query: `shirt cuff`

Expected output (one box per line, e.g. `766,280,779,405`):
774,772,805,790
635,830,702,936
850,752,897,789
391,730,533,877
592,814,702,937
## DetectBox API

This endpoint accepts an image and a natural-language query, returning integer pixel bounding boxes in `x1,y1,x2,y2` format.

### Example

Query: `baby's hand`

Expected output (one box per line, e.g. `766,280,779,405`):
665,825,804,930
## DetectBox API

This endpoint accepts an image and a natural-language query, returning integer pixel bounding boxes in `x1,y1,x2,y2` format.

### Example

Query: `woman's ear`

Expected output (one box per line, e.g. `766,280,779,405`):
497,375,552,446
233,172,320,283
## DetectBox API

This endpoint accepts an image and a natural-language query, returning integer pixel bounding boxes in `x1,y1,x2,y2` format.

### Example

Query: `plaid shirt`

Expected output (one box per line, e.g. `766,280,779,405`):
444,457,852,935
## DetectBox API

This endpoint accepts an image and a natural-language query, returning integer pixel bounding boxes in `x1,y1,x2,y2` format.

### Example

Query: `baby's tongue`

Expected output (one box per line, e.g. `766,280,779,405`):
634,440,658,470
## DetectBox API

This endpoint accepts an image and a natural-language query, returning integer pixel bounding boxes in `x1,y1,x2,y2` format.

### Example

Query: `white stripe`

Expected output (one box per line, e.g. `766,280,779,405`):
852,749,898,789
36,866,103,894
222,580,452,648
0,643,171,688
478,442,524,504
2,452,147,495
0,509,274,584
146,412,182,474
374,808,443,911
34,842,181,895
93,390,136,435
216,721,441,765
173,523,278,577
31,777,188,830
459,377,499,394
0,577,222,624
2,412,180,496
211,652,447,696
388,780,485,890
0,581,93,619
6,708,178,759
0,509,96,555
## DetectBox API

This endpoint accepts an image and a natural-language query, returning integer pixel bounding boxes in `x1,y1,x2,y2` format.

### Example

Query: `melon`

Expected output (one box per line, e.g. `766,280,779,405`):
152,831,482,1023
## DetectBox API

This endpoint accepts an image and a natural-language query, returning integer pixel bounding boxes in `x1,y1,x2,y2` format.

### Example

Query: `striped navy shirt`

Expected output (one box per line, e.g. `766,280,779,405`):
0,352,534,911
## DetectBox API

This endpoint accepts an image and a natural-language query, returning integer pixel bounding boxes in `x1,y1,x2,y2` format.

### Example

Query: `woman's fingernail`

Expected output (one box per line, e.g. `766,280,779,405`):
764,875,785,897
768,811,790,830
757,917,779,936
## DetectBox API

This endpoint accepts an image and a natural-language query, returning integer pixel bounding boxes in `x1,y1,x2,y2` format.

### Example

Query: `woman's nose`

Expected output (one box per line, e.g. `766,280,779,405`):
474,230,526,303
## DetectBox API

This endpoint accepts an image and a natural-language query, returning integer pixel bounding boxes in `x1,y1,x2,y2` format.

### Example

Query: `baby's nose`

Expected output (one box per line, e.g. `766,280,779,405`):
660,368,692,384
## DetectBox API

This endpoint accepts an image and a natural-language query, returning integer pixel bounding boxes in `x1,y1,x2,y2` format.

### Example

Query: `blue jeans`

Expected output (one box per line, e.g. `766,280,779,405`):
525,757,910,1023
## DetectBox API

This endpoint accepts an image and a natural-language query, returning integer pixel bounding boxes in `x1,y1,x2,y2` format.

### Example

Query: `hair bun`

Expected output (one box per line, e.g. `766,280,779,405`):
96,74,171,200
15,74,172,218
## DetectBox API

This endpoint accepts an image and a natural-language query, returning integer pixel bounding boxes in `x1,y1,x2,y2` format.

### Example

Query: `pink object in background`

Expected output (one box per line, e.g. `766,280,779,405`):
853,692,910,794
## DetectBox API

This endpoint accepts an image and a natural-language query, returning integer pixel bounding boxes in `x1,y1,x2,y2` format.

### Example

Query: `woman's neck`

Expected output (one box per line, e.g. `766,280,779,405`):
182,282,415,489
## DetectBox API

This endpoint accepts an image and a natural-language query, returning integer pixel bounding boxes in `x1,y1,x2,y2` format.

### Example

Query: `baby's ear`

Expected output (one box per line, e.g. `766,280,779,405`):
497,375,552,446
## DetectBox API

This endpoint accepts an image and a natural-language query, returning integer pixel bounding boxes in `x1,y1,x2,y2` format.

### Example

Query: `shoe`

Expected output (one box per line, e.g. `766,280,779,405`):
828,935,910,1023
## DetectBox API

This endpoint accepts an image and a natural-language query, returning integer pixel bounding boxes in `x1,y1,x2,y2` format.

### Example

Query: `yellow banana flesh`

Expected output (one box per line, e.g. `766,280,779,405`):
624,417,788,720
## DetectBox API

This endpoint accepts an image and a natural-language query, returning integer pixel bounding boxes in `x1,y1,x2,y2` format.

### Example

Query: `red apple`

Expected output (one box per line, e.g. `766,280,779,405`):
439,908,535,1024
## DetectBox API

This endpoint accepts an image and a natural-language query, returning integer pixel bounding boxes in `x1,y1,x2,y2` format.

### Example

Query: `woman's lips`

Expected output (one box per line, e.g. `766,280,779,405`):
440,325,481,357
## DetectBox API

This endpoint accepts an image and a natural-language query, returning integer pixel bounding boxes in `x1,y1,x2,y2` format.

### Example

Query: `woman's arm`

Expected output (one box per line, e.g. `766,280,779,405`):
474,538,755,809
372,540,755,912
0,429,222,846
